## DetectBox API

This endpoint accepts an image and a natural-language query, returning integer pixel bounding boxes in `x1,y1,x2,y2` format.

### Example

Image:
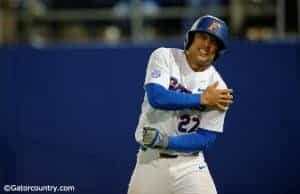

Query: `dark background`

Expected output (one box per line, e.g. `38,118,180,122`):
0,41,299,194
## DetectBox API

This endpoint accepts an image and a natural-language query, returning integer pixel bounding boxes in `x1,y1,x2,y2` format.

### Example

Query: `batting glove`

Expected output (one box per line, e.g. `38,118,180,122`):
142,127,168,149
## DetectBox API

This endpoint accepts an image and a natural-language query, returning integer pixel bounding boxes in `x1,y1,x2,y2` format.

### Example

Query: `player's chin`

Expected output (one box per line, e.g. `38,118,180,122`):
196,56,212,66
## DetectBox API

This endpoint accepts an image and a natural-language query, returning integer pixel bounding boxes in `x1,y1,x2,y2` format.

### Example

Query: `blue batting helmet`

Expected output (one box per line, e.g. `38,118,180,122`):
184,15,229,58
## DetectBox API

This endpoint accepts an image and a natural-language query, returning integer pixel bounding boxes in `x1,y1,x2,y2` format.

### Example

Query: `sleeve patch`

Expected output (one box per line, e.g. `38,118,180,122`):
151,69,161,78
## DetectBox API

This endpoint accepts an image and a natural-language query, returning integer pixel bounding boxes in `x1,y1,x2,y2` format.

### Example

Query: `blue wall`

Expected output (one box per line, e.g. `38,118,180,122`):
0,41,299,194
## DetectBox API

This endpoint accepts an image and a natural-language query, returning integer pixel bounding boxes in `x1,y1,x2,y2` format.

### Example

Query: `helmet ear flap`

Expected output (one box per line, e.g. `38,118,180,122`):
184,31,196,50
213,52,220,62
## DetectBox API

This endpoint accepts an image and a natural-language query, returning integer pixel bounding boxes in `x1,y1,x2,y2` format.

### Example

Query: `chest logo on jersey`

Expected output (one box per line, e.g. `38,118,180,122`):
169,77,191,94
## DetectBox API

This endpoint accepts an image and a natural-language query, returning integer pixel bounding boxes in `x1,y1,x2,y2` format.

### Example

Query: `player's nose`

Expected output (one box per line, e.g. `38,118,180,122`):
201,38,212,50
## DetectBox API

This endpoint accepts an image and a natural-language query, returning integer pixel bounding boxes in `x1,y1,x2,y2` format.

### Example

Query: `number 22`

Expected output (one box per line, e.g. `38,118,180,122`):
178,114,200,133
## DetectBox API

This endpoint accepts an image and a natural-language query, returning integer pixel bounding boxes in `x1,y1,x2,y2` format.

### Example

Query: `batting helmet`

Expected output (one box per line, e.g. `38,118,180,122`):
184,15,229,59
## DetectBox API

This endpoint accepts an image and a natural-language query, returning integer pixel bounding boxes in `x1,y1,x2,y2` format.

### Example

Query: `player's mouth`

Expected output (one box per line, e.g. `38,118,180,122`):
197,49,210,58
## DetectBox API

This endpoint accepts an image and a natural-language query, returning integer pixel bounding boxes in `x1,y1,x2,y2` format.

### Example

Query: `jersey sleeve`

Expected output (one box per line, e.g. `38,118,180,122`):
144,47,170,89
199,69,228,133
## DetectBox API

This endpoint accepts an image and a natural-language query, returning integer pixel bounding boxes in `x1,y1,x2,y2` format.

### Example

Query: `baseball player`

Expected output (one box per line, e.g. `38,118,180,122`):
127,15,233,194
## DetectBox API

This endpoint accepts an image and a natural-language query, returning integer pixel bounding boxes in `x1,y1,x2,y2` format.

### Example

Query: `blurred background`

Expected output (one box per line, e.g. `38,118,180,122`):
0,0,299,45
1,1,300,194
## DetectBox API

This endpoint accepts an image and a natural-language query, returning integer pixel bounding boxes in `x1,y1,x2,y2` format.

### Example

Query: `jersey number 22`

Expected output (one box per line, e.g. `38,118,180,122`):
178,114,200,133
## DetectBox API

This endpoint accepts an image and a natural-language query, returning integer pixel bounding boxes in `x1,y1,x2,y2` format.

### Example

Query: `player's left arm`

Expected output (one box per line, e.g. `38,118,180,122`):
167,129,218,152
143,127,218,152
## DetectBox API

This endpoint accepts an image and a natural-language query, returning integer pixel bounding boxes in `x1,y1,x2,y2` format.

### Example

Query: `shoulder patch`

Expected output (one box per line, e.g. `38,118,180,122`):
151,69,161,78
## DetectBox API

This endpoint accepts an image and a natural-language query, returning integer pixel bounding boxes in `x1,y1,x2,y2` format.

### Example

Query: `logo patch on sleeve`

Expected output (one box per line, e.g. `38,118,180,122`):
151,69,161,78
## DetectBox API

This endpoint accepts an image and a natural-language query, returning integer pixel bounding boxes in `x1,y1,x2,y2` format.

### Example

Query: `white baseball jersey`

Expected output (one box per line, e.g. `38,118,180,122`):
128,47,227,194
135,47,227,145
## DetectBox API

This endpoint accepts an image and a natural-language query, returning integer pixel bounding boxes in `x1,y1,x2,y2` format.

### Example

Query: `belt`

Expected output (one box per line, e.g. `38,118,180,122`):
140,146,199,158
159,153,178,158
159,152,199,158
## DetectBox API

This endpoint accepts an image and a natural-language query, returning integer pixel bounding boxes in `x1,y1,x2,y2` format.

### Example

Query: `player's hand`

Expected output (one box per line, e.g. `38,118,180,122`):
142,127,168,149
201,81,234,111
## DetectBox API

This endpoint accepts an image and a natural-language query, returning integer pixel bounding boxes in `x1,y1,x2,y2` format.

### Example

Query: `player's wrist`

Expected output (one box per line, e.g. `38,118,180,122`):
142,127,168,149
200,94,208,106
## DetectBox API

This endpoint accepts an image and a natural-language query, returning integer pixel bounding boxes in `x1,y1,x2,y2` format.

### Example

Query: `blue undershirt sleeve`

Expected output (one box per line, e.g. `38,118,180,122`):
167,129,217,152
145,83,201,110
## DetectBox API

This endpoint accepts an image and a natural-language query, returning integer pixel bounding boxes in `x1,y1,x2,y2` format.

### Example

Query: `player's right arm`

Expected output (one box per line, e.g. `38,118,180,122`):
144,48,233,111
146,82,233,111
145,83,202,110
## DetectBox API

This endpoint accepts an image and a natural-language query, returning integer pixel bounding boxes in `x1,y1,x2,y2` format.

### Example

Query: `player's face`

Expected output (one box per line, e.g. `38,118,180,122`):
186,32,219,71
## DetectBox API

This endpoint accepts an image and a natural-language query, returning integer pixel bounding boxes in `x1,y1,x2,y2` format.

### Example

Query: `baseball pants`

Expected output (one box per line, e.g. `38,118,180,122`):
127,149,217,194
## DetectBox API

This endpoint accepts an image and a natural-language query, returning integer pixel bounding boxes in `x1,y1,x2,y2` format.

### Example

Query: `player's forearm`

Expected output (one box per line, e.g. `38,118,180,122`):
145,83,201,110
167,129,217,152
